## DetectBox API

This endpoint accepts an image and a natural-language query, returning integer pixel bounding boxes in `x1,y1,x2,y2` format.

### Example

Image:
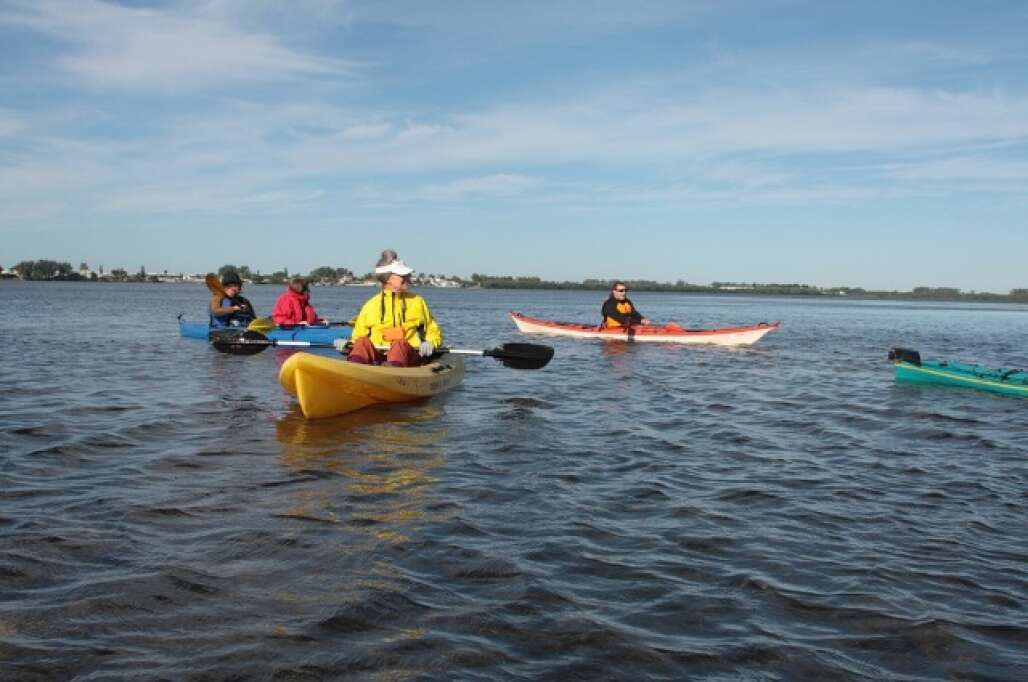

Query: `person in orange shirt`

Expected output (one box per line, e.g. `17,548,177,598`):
601,281,650,328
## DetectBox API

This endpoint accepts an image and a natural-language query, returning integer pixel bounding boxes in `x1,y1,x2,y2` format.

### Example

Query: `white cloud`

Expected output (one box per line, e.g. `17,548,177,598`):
5,78,1028,222
256,87,1028,183
343,1,704,37
0,109,24,137
416,173,541,200
704,161,794,188
341,122,393,140
0,0,355,89
885,156,1028,182
897,42,992,66
95,182,324,214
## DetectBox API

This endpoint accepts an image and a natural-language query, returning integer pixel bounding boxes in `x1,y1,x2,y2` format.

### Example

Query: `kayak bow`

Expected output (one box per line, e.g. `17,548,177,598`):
279,351,465,418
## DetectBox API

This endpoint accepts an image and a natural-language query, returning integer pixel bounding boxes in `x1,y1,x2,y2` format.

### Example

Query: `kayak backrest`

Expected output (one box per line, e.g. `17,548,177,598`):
888,348,922,366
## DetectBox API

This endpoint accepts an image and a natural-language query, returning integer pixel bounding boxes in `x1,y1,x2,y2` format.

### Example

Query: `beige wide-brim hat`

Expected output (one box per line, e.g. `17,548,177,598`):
374,259,414,276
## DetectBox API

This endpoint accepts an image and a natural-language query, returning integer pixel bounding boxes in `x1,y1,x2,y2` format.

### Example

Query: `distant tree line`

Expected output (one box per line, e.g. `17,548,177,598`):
468,274,709,292
7,260,1028,302
10,260,157,282
470,274,822,294
216,264,462,286
467,274,1028,302
11,260,79,280
217,264,355,285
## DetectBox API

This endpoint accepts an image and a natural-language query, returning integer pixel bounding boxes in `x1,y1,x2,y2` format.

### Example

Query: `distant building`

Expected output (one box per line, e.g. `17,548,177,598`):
151,272,190,283
412,272,464,288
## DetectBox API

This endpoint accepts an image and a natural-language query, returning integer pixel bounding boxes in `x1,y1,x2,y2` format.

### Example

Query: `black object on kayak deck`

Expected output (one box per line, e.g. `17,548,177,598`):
888,348,922,366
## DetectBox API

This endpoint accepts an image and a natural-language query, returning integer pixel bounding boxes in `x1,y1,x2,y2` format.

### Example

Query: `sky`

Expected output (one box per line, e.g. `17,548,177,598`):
1,0,1027,291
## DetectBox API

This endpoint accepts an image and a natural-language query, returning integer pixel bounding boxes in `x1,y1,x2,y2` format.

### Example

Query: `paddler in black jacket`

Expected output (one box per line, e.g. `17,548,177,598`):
601,281,651,328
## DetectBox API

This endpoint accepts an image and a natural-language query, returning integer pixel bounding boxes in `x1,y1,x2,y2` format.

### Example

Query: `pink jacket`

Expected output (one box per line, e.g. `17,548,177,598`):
271,287,321,325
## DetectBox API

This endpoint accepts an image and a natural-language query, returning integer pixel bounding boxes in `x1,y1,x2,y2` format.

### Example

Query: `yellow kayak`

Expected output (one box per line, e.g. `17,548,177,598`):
278,351,465,419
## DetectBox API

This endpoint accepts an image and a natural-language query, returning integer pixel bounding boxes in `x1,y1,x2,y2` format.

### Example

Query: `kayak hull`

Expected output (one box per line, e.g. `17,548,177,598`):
510,312,780,346
894,359,1028,398
179,319,350,344
279,351,465,418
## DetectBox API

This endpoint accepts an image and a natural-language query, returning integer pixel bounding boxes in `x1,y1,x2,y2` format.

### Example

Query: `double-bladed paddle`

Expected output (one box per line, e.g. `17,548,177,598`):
209,330,554,370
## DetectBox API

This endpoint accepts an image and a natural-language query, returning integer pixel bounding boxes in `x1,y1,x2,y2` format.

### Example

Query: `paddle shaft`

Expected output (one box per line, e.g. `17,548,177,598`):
216,339,485,353
276,321,352,328
208,335,464,351
267,340,333,348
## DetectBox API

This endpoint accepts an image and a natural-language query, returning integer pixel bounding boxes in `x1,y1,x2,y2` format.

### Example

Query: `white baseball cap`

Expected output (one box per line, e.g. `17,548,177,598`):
374,259,414,276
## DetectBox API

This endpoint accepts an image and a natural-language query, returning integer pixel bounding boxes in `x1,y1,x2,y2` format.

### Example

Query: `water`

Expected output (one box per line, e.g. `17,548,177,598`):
1,282,1026,680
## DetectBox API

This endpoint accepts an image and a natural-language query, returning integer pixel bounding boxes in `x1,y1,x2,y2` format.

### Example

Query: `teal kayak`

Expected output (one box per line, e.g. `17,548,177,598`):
889,348,1028,399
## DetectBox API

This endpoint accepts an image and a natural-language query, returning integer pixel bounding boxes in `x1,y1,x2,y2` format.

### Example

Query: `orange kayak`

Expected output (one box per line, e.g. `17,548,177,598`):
510,312,780,346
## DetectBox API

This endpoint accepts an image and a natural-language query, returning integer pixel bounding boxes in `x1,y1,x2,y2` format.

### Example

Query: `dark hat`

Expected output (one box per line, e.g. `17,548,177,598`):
221,271,242,286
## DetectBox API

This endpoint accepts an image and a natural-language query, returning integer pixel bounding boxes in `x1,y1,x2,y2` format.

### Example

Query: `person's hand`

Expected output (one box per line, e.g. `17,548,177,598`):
333,338,350,353
418,340,435,357
641,318,651,325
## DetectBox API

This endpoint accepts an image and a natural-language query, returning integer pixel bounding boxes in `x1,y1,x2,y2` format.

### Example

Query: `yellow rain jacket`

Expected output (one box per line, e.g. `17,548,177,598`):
351,291,443,348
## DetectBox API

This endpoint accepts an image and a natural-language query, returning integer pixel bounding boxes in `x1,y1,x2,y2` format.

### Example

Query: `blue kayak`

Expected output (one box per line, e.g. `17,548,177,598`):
179,318,351,344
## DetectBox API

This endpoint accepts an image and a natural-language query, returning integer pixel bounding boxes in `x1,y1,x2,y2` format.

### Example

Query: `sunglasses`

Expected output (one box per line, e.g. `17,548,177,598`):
614,288,627,293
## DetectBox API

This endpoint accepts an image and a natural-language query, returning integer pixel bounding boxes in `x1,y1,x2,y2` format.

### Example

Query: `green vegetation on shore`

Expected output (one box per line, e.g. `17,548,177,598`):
467,274,1028,302
4,260,1026,303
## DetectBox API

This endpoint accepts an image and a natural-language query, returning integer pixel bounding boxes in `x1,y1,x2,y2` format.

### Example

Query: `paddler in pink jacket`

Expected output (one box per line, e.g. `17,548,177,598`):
271,277,327,326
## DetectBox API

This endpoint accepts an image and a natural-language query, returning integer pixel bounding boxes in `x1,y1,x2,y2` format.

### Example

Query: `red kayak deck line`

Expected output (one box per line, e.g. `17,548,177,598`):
510,312,780,346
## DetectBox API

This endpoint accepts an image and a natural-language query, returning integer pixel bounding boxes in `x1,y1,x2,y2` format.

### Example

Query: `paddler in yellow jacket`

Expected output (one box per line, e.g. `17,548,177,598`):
343,250,442,367
601,281,651,328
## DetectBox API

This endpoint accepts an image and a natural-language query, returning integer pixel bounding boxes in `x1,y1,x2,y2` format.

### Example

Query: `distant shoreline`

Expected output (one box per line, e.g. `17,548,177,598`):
7,260,1023,302
5,277,1027,304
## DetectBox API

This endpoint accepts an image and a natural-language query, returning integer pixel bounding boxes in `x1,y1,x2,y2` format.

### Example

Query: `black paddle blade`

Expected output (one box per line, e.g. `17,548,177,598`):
210,329,271,355
485,342,554,370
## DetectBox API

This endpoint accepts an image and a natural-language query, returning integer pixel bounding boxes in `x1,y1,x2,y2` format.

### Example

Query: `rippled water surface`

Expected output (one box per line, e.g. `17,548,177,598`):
2,282,1027,680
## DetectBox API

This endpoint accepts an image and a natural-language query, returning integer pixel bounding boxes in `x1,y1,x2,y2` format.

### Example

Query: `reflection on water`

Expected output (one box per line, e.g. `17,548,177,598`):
276,403,448,461
275,404,451,543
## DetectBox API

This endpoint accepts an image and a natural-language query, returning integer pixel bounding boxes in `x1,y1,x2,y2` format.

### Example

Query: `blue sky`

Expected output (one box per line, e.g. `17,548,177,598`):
1,0,1026,291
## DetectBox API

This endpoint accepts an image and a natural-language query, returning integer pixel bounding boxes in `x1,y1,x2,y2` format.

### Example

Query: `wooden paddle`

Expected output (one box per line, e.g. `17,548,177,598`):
206,272,262,323
204,272,227,297
209,330,555,369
